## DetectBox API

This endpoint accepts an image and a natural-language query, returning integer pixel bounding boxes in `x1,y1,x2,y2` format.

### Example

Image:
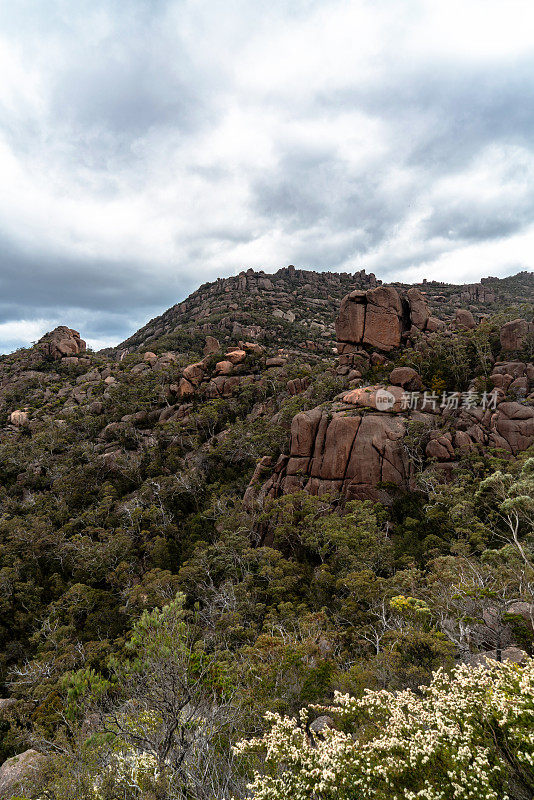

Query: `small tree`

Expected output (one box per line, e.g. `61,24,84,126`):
36,594,246,800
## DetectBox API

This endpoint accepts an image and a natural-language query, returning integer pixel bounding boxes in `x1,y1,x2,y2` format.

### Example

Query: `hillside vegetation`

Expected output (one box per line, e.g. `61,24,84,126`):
0,267,532,799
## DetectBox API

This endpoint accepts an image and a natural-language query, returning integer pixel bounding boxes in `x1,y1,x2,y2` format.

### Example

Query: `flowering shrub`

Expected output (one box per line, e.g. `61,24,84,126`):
94,749,162,797
236,658,534,800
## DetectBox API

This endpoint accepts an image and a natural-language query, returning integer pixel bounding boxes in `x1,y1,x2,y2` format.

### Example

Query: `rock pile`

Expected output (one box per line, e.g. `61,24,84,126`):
117,266,380,355
460,283,496,304
256,308,534,504
37,326,87,360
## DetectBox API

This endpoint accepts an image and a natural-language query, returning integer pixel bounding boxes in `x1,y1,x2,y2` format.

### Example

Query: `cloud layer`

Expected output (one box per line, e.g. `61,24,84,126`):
1,0,533,351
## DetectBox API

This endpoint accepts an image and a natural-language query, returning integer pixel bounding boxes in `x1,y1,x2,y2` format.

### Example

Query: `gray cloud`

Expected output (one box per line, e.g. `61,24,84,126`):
0,0,533,353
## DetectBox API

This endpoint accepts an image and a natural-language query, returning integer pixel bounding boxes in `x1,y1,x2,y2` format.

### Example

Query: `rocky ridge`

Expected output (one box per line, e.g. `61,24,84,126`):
1,272,532,490
110,267,532,361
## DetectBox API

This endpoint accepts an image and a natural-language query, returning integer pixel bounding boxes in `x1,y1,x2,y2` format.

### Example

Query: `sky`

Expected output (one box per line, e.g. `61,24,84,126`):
1,0,534,353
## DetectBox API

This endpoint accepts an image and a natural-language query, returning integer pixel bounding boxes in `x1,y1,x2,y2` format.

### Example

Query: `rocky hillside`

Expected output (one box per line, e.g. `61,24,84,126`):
0,267,532,798
259,282,533,506
110,266,534,360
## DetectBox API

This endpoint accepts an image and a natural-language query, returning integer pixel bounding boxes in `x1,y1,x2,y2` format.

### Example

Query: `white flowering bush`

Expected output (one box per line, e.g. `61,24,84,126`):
236,658,534,800
93,748,162,797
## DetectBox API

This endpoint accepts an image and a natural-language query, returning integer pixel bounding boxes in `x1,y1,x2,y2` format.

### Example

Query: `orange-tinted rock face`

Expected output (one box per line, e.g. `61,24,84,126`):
455,309,476,329
335,291,366,343
335,285,429,352
260,407,411,503
363,305,403,350
389,367,423,391
342,385,405,412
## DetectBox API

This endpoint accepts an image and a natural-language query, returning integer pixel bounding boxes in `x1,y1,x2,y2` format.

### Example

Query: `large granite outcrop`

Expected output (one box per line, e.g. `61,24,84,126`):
37,326,86,360
118,266,380,354
460,283,496,304
258,345,534,504
259,395,534,503
264,406,410,502
113,267,531,360
335,285,430,353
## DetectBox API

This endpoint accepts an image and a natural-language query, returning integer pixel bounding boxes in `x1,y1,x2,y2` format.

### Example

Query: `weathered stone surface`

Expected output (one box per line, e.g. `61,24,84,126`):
426,316,445,332
500,318,532,351
243,341,265,355
454,430,473,450
203,336,220,355
363,306,403,350
174,378,195,399
243,456,273,507
159,405,178,422
367,285,402,314
389,367,423,391
290,407,323,457
406,287,430,330
182,362,205,385
215,360,234,375
343,385,405,412
9,410,28,426
461,283,496,304
257,381,534,503
335,285,429,352
287,377,310,395
262,407,410,502
156,352,177,366
131,363,150,374
38,326,86,360
225,349,246,364
0,749,45,796
335,293,366,343
491,373,514,392
426,434,454,460
309,715,336,733
492,362,527,378
509,376,528,396
455,309,476,329
498,401,533,420
493,402,534,453
206,374,255,398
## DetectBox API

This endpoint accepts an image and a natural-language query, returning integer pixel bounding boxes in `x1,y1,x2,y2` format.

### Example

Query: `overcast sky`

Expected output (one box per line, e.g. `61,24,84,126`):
1,0,534,352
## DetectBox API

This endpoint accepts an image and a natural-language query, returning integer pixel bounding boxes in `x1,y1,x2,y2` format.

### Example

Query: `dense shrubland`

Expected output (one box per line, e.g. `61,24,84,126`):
2,447,533,797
